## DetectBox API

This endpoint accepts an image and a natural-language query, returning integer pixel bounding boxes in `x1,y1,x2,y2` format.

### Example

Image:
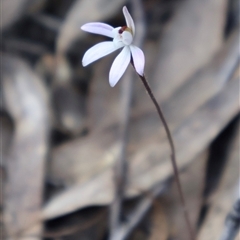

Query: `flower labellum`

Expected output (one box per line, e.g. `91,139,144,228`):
81,6,145,87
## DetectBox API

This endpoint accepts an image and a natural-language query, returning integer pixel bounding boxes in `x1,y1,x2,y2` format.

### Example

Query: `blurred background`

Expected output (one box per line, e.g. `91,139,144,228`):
1,0,239,239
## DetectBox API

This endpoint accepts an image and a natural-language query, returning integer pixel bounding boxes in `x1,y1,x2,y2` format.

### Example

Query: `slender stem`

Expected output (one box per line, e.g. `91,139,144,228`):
137,73,195,240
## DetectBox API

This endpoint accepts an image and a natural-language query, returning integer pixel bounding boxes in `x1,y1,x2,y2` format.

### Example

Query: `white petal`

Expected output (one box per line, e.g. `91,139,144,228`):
130,45,145,76
109,46,131,87
123,6,135,35
82,41,120,67
81,22,114,38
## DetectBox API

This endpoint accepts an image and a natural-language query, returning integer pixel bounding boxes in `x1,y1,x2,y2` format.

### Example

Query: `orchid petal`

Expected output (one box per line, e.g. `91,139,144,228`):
130,45,145,76
82,41,121,67
123,6,135,35
109,46,131,87
81,22,114,38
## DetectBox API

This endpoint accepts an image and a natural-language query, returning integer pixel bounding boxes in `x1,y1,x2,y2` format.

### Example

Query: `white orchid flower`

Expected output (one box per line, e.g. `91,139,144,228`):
81,6,145,87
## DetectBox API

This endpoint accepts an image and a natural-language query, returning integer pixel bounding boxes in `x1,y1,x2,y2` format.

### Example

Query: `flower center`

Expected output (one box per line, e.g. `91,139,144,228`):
118,26,133,46
112,26,133,47
118,26,127,34
118,26,133,35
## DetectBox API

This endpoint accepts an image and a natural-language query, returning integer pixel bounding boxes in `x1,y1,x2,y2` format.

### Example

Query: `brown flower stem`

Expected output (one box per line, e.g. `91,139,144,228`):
137,73,195,240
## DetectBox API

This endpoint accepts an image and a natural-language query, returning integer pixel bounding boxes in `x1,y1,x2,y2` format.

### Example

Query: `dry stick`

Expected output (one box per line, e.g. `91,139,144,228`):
137,73,195,240
109,68,133,238
113,180,170,240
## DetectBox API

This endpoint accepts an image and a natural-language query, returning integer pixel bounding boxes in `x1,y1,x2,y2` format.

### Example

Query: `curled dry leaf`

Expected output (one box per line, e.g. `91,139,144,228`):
48,129,120,186
161,30,239,129
43,76,239,219
56,0,127,54
2,55,49,237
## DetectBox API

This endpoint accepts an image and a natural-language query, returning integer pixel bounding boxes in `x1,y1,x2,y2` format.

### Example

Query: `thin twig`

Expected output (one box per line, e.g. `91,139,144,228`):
109,66,133,237
137,73,195,240
113,179,170,240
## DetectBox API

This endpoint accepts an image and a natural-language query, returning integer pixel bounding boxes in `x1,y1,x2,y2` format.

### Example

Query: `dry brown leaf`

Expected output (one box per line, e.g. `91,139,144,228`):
158,30,239,132
2,55,49,237
151,0,228,102
56,0,127,54
197,121,240,240
42,76,239,220
48,129,120,186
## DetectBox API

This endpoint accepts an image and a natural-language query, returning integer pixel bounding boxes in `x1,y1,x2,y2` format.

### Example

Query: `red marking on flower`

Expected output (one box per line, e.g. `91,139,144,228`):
118,26,127,34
